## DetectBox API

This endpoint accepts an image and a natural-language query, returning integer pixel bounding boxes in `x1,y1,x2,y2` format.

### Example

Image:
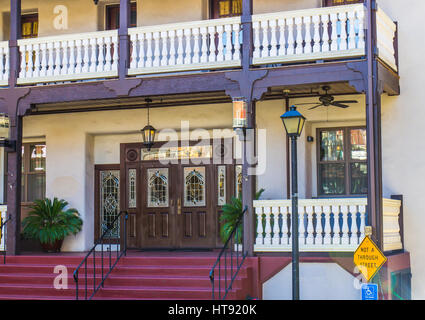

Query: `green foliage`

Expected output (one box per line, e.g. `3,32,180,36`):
22,197,83,245
219,188,265,243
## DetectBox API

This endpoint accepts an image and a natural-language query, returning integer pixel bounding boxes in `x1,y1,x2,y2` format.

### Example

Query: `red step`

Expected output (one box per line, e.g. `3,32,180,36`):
0,254,253,300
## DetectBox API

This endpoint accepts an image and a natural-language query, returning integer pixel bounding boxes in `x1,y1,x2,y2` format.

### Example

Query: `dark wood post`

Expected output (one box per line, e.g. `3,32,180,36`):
118,0,131,80
9,0,21,87
366,0,384,249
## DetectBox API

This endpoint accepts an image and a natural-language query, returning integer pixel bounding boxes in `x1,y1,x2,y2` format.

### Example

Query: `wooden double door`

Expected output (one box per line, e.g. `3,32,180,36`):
121,142,237,250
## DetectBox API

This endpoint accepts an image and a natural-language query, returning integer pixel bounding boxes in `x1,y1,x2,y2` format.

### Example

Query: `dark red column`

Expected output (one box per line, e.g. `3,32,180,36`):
118,0,131,80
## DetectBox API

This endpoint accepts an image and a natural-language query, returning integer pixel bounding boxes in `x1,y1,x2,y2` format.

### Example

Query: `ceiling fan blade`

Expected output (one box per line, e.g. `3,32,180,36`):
309,104,324,110
331,102,350,108
295,103,321,106
333,100,358,104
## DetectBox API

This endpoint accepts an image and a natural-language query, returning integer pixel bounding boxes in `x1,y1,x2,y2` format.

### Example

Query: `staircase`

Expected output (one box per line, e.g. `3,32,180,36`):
0,254,253,300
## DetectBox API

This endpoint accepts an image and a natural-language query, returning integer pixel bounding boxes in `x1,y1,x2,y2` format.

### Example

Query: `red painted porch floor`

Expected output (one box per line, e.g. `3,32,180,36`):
0,250,253,300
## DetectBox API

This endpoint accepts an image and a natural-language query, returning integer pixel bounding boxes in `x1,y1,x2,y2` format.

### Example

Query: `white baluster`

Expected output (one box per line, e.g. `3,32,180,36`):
304,16,313,54
112,35,118,71
145,32,153,68
96,37,105,73
216,25,224,62
53,41,61,76
152,31,160,67
357,8,365,49
26,43,34,78
61,40,69,75
260,20,269,57
0,47,4,80
295,17,303,55
129,34,138,69
341,205,350,245
32,44,40,78
199,27,208,63
193,27,201,64
280,206,289,246
4,48,9,81
47,42,55,76
331,205,340,245
288,206,292,246
359,205,367,243
339,11,348,51
306,206,314,245
321,14,330,52
253,21,261,59
312,15,321,53
160,31,168,67
330,13,339,52
272,207,280,246
269,19,278,57
168,30,176,66
287,17,295,55
137,33,146,68
233,23,241,61
208,26,216,63
224,24,232,61
104,36,112,72
176,29,184,65
264,207,272,246
81,39,89,73
68,40,75,75
314,206,323,246
298,206,305,247
89,38,97,73
323,206,332,245
75,39,82,74
40,43,48,77
348,10,356,49
255,207,263,245
184,28,192,65
277,18,285,56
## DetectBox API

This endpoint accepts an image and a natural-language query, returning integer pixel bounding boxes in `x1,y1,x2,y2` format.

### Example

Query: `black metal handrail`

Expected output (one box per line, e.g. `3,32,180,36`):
210,206,247,300
73,211,128,300
0,214,12,264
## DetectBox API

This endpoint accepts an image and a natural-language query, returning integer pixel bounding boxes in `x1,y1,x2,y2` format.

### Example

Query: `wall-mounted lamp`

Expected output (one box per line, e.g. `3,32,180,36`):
307,136,314,143
0,113,16,152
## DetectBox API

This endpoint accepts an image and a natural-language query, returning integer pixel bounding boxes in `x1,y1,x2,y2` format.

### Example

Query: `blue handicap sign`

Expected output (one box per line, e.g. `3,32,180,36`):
361,283,378,300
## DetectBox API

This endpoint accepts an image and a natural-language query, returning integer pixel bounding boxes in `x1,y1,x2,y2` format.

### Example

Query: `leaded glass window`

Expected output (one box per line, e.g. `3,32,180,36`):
184,167,206,207
217,166,226,206
100,170,120,239
128,169,137,208
147,168,169,207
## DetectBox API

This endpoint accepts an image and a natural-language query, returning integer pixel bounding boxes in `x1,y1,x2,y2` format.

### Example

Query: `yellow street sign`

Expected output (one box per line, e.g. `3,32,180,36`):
354,236,387,282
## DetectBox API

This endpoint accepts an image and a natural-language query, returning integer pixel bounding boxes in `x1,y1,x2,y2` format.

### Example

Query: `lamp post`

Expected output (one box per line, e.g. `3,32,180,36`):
280,105,306,300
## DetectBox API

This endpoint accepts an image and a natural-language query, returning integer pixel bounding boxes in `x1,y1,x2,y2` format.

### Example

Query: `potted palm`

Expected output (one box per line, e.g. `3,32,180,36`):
219,188,265,244
22,197,83,253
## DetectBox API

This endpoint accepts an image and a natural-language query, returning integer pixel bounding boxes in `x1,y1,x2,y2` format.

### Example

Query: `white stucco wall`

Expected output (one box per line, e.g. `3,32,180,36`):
263,263,361,300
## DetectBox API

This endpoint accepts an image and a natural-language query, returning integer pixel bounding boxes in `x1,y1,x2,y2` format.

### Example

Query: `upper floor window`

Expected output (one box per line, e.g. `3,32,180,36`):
106,3,137,30
317,127,367,196
211,0,242,19
21,143,46,203
323,0,364,6
22,13,38,39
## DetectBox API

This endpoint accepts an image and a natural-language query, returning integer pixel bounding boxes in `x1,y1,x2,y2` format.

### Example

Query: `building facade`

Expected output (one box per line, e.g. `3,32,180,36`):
0,0,420,299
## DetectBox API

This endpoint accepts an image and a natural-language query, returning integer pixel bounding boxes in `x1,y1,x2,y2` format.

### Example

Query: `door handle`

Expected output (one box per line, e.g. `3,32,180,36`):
177,198,181,215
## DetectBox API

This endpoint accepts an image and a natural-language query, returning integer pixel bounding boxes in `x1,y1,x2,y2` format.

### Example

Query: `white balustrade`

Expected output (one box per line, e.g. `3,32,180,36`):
254,198,368,252
376,5,398,71
251,4,366,65
128,17,242,75
17,30,118,84
0,42,9,86
0,206,7,251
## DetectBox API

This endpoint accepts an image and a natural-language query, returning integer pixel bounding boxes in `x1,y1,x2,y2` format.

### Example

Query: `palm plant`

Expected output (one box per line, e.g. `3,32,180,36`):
219,188,265,244
22,198,83,249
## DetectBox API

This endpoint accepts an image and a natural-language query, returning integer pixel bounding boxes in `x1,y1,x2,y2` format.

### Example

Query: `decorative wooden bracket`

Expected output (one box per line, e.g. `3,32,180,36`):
104,78,143,97
225,69,269,101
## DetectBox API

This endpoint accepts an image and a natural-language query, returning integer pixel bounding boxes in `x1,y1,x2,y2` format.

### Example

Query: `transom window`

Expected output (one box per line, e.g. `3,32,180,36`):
323,0,364,6
21,13,38,39
317,127,367,196
211,0,242,19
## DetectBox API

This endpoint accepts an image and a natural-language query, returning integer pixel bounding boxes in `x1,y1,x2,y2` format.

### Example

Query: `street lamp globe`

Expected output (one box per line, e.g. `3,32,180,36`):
280,106,306,137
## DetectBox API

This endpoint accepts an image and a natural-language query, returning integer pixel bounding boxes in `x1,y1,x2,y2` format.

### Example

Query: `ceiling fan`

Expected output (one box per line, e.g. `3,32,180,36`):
296,86,358,110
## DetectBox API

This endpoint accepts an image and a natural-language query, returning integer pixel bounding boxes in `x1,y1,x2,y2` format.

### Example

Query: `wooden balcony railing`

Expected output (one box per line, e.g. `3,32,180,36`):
0,4,396,86
254,197,403,253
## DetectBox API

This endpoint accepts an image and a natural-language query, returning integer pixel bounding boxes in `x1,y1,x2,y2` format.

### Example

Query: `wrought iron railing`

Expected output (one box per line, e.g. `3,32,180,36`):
73,211,128,300
0,214,11,264
209,207,247,300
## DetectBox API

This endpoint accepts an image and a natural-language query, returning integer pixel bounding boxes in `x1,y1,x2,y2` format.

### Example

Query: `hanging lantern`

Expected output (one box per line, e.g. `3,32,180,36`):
141,99,156,151
232,98,248,129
